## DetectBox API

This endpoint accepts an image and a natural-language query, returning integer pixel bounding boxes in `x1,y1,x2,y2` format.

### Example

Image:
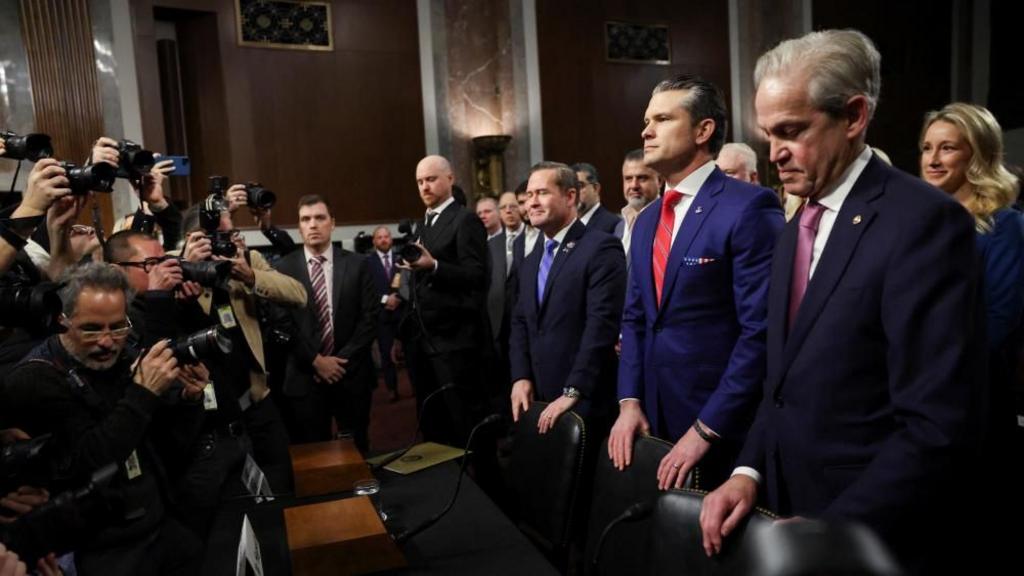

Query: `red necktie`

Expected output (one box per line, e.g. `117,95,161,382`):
788,201,826,331
652,190,684,307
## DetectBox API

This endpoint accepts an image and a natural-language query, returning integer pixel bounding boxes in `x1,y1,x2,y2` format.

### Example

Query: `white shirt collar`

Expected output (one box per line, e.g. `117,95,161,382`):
487,229,502,241
579,202,601,224
666,160,717,198
375,249,391,258
505,224,523,238
815,145,873,213
427,195,457,219
304,244,333,264
544,221,575,245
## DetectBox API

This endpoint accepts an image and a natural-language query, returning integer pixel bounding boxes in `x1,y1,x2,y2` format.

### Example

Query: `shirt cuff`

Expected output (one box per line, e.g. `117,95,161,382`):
432,260,439,273
731,466,762,484
618,397,640,405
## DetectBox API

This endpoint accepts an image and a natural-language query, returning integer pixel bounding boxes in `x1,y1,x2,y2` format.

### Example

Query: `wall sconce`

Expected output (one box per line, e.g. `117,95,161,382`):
472,135,512,200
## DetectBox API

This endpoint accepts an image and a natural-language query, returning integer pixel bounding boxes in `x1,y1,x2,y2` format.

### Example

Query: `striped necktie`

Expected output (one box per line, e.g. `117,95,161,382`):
309,255,334,355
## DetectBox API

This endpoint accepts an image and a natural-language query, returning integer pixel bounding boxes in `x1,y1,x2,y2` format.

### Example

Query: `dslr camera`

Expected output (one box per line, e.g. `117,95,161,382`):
114,139,155,181
0,281,64,335
393,219,422,265
201,176,238,258
244,182,276,210
0,130,53,161
60,161,115,195
169,326,232,365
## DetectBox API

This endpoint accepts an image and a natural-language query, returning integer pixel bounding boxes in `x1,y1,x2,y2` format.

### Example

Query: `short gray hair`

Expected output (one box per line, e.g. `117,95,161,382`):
529,161,579,195
59,262,134,318
719,142,758,172
754,29,881,121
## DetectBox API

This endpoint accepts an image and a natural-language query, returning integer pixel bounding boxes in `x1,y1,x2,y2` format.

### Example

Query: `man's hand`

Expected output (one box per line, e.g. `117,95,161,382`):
176,280,203,301
0,136,5,157
137,157,174,211
148,258,183,291
384,293,401,311
36,554,61,576
390,340,403,364
178,363,210,401
607,399,651,470
0,486,49,520
313,354,347,384
250,206,271,229
133,339,181,395
699,474,757,556
17,159,69,216
183,232,212,262
0,543,26,576
656,425,712,490
537,395,578,434
225,184,247,213
0,429,29,446
90,136,119,167
510,379,533,422
214,251,255,287
397,242,436,272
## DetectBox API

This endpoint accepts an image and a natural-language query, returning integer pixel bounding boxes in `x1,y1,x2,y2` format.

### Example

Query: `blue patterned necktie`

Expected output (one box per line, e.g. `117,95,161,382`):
536,238,559,304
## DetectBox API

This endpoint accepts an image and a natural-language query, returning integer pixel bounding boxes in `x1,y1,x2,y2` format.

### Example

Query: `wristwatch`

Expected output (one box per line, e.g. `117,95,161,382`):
562,387,581,399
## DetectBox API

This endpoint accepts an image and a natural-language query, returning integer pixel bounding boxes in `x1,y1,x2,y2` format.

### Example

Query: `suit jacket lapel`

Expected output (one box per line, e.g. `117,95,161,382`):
778,158,885,385
766,218,798,389
657,169,724,315
424,204,457,248
539,221,586,317
633,200,659,314
331,246,346,322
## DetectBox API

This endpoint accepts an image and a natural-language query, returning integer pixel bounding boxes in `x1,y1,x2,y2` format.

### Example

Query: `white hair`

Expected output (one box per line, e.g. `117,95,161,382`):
718,143,758,172
754,29,881,121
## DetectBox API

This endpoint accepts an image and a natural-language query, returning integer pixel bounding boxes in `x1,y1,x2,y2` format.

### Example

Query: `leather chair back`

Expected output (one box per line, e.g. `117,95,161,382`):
648,489,774,576
738,520,905,576
585,434,675,575
509,401,586,551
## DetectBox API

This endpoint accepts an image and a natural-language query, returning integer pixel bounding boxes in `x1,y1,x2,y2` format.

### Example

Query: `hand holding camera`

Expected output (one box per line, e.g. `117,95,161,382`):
133,339,180,396
213,250,255,287
137,158,175,211
183,232,213,262
178,363,210,402
147,258,184,292
397,241,436,272
17,160,70,216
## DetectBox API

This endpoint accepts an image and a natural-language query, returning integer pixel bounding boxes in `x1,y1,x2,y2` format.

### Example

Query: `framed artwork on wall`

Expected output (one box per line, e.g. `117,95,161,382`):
236,0,333,51
605,22,671,65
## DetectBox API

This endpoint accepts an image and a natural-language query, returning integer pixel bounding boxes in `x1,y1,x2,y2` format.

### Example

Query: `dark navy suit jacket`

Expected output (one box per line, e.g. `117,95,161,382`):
618,167,784,443
738,156,986,571
584,204,622,235
509,221,626,418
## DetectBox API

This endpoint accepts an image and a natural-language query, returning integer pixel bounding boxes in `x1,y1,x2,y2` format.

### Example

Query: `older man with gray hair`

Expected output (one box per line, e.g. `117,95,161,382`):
699,29,986,574
715,142,759,184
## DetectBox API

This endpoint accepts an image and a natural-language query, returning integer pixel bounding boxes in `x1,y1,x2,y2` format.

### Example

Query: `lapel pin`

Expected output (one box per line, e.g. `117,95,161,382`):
852,214,862,225
694,206,703,214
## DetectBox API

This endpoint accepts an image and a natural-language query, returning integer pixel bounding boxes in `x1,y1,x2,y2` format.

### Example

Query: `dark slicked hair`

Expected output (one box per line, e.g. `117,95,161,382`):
571,162,600,184
103,230,156,264
652,74,728,155
298,194,333,216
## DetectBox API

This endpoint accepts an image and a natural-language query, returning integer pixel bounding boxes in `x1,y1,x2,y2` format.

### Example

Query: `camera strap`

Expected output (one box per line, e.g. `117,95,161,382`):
91,200,106,249
0,214,45,250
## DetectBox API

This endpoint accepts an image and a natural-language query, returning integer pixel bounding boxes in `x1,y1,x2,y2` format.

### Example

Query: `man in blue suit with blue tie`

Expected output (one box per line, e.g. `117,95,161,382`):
700,30,987,574
509,162,626,430
609,75,784,491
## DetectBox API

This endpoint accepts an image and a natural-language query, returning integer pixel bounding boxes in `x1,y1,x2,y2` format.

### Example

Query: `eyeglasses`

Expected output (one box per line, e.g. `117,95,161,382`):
116,256,169,273
66,316,134,343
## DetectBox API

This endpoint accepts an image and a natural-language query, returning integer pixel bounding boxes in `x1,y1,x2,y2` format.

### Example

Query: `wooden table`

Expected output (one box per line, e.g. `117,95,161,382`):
290,438,373,497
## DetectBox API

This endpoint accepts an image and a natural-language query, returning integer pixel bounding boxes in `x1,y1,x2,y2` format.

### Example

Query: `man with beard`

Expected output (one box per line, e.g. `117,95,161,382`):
0,263,202,576
619,149,663,267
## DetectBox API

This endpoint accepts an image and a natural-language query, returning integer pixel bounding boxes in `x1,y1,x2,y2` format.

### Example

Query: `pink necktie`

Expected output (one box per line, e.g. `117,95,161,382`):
788,201,826,331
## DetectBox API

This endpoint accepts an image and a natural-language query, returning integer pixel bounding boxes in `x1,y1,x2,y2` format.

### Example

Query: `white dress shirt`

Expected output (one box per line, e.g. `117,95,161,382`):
664,160,717,247
523,225,540,258
579,202,602,225
304,244,335,315
426,195,457,225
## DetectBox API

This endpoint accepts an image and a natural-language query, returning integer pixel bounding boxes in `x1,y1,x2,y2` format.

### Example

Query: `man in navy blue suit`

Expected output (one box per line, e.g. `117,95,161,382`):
509,161,626,430
609,75,784,491
367,225,402,402
700,30,985,574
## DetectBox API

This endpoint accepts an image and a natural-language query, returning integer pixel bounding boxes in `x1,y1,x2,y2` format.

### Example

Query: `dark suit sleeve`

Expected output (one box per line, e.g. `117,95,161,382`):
337,257,381,361
822,199,979,525
152,203,182,251
617,217,648,401
431,212,488,292
698,190,784,438
982,209,1024,348
508,266,532,384
262,226,298,254
566,236,627,397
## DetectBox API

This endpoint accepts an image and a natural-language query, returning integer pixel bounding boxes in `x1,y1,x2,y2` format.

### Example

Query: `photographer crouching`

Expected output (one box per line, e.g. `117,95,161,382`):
0,263,202,575
174,181,306,535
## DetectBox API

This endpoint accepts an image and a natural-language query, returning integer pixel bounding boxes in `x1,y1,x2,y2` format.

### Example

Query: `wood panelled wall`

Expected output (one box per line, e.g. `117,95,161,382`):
536,0,731,212
132,0,427,227
19,0,113,227
813,0,953,175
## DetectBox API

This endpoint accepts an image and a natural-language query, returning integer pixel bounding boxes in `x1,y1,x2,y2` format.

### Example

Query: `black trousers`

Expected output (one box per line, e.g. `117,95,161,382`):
281,379,373,453
405,340,486,447
75,517,202,576
377,320,399,394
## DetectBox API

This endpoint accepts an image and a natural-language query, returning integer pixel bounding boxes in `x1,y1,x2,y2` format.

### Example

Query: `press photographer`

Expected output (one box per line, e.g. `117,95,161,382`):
0,263,202,576
174,184,305,535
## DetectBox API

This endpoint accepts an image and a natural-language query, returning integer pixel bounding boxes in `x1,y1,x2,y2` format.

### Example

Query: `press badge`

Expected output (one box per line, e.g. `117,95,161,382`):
125,450,142,480
203,383,218,411
217,305,238,329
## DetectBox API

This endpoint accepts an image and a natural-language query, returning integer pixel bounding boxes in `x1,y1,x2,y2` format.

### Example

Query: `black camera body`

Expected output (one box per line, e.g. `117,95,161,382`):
115,139,155,181
0,281,64,335
393,219,422,265
0,434,52,492
170,326,232,365
199,176,237,257
245,182,276,209
60,161,115,195
176,258,232,288
0,130,53,161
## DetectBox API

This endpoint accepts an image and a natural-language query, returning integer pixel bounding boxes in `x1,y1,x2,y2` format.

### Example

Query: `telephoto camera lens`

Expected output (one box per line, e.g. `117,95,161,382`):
398,243,423,264
115,139,155,180
60,162,115,195
0,282,64,335
244,182,276,210
0,130,53,161
210,231,238,258
178,259,232,288
169,326,233,365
